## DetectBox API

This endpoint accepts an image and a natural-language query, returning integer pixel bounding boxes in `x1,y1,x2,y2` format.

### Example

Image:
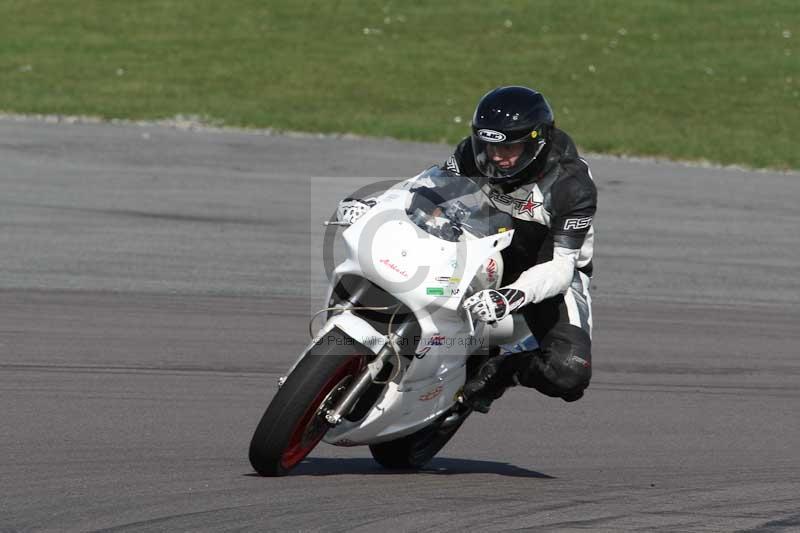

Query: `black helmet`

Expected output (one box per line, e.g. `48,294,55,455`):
471,86,554,184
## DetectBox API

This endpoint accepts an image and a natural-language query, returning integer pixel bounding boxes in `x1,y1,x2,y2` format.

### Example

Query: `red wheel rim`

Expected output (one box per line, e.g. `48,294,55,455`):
280,355,364,470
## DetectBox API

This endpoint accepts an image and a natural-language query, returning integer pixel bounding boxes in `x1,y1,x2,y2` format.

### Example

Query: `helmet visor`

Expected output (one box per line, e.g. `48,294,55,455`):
472,130,545,181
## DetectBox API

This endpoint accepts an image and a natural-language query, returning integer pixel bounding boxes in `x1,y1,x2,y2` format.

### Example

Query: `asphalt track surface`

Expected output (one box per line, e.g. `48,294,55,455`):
1,118,799,532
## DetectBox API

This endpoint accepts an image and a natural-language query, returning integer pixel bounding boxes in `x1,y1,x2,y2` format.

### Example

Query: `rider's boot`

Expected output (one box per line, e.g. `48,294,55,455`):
460,350,532,413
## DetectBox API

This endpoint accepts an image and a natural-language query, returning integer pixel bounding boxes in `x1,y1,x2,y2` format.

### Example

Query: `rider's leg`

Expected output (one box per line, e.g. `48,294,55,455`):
517,271,593,401
461,271,593,409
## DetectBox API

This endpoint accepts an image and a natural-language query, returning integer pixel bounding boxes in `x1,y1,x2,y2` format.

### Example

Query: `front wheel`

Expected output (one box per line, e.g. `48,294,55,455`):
249,329,366,476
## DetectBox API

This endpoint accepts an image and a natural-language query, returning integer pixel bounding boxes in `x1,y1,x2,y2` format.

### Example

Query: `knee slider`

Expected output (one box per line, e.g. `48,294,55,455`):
555,354,591,398
517,326,592,401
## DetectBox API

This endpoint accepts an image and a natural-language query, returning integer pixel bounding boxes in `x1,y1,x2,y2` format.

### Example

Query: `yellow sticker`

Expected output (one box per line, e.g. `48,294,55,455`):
498,227,508,233
531,130,538,139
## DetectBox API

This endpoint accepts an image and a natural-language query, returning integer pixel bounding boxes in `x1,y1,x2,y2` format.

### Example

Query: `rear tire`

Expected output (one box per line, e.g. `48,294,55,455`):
368,409,468,469
249,329,366,476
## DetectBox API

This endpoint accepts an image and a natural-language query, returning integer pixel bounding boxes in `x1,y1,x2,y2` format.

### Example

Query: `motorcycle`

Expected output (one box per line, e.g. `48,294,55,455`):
248,167,536,476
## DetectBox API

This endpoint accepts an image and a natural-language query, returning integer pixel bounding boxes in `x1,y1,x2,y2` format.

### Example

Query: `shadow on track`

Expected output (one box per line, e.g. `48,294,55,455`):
246,457,553,478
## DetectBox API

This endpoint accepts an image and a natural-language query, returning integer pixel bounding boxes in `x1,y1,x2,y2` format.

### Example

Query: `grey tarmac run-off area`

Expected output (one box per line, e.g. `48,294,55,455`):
1,118,799,532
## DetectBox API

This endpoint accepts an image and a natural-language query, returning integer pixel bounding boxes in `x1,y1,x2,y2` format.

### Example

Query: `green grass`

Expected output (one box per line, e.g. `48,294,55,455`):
1,0,797,169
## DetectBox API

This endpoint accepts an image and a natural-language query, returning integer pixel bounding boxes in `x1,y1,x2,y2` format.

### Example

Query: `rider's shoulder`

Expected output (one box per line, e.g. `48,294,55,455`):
550,130,594,185
547,132,596,208
454,136,473,158
551,172,597,215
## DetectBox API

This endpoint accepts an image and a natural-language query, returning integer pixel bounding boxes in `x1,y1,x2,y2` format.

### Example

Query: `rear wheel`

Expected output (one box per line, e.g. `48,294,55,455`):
249,329,366,476
368,408,469,469
368,352,488,470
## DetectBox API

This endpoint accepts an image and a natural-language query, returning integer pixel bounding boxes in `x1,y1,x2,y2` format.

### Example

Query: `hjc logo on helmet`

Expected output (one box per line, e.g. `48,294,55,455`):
477,129,507,142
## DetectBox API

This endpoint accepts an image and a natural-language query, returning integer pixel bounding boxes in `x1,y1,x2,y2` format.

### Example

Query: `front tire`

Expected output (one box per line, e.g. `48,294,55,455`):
249,329,366,476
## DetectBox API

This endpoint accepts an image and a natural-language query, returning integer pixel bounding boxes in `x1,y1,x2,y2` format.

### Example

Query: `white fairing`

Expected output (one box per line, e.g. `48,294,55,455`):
290,171,530,446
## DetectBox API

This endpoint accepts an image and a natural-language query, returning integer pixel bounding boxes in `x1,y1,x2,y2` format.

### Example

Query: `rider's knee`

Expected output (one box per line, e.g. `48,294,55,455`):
551,356,591,401
517,325,591,402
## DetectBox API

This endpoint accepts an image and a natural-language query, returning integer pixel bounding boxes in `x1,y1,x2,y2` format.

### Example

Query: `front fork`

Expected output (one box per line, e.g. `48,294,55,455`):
323,348,392,426
324,318,415,426
277,318,415,427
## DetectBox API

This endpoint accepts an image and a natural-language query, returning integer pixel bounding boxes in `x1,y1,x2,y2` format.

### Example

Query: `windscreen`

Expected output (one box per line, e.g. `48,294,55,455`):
405,167,512,242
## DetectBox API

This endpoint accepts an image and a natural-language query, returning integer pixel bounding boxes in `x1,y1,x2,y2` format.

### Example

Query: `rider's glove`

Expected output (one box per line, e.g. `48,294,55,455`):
462,288,526,324
336,198,376,225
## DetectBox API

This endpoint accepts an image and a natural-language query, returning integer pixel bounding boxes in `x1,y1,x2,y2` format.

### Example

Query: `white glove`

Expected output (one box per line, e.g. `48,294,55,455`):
336,198,376,225
462,288,526,324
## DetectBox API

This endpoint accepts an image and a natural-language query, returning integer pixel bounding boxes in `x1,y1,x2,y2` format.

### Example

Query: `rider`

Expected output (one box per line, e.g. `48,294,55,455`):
454,86,596,412
337,86,596,412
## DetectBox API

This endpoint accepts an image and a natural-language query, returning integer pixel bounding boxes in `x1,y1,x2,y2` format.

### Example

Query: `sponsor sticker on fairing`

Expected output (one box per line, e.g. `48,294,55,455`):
428,335,446,345
486,258,497,282
380,258,409,278
426,286,460,297
419,384,444,401
414,346,432,359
